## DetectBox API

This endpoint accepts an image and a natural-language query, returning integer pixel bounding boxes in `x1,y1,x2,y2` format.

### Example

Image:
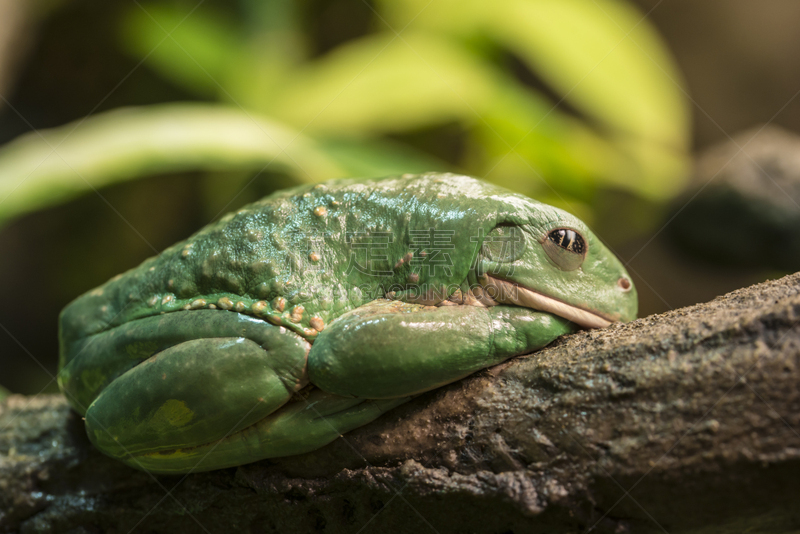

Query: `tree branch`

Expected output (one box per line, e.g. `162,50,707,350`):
2,273,800,533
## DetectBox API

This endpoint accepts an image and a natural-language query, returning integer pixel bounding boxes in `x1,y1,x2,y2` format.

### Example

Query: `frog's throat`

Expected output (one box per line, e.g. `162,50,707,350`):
481,275,612,329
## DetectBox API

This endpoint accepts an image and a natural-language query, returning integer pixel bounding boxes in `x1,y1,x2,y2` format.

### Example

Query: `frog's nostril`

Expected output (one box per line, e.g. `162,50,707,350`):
617,277,632,292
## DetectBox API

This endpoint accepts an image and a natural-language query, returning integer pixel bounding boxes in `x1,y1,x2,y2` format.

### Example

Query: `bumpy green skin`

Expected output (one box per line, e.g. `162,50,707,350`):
57,173,637,474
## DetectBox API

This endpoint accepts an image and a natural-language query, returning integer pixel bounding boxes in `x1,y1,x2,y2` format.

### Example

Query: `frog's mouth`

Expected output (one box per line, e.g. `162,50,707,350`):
481,275,613,329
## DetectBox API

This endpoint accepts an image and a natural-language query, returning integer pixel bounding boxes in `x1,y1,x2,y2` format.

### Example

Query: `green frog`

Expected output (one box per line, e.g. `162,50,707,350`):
58,173,636,473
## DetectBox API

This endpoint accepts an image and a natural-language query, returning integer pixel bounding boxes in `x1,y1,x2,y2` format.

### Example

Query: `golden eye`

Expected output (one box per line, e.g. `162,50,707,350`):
543,228,587,271
547,229,585,254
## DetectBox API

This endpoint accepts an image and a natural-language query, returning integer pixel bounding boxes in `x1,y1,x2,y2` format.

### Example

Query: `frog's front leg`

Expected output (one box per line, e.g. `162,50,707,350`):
308,299,577,399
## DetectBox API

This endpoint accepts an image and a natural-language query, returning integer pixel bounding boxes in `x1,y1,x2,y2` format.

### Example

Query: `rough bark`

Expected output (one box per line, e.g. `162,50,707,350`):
2,273,800,533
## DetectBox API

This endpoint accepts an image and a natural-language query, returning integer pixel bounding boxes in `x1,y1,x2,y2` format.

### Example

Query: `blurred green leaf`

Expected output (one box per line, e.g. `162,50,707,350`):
375,0,690,199
265,32,499,134
377,0,687,144
121,4,246,99
5,0,692,230
262,29,632,195
316,137,452,178
469,79,617,199
484,0,689,198
0,103,451,227
0,104,345,225
493,0,688,145
475,78,685,201
236,0,307,63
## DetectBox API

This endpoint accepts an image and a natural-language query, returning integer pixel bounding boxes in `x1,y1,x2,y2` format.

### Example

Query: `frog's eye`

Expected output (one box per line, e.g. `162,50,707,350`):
542,228,587,271
482,225,526,263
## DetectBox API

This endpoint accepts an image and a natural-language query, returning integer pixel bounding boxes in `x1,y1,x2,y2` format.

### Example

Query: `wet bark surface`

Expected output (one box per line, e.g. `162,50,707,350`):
2,273,800,533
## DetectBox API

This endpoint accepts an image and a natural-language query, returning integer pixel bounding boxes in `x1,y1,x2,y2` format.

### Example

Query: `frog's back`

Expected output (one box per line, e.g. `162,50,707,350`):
59,173,546,368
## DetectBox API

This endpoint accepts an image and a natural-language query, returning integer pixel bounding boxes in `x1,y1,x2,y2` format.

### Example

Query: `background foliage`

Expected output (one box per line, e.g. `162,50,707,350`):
10,0,787,395
0,0,689,227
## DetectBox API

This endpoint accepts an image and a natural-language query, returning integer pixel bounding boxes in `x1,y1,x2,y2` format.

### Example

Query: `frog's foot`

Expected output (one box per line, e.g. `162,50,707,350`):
77,310,313,473
60,310,311,415
124,390,410,474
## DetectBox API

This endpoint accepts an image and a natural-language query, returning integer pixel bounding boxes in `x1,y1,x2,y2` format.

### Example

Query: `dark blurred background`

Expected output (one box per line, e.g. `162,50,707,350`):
2,0,800,395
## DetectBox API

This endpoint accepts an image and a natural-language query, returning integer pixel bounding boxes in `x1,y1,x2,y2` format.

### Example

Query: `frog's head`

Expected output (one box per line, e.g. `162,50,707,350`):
474,204,637,328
